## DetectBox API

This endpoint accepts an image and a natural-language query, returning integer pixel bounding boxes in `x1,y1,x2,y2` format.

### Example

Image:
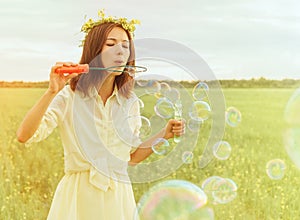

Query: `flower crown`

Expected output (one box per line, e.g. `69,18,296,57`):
80,9,140,47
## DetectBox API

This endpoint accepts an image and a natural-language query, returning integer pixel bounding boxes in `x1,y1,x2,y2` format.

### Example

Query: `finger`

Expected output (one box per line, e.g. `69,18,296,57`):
63,61,78,67
64,73,78,80
172,126,184,132
172,124,185,130
51,64,64,73
173,120,185,126
173,127,185,135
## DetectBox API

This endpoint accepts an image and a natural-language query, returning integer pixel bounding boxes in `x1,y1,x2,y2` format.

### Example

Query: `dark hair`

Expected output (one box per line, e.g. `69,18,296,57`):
70,22,135,98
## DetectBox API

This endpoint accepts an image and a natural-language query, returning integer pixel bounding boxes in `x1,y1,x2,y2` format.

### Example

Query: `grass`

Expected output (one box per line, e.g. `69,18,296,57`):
0,87,300,219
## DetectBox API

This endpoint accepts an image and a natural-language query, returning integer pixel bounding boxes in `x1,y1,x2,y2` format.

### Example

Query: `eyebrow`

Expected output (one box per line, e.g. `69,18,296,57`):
106,38,129,42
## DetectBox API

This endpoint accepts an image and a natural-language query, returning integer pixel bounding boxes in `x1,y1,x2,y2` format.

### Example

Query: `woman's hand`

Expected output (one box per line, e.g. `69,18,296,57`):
48,62,79,94
163,119,185,140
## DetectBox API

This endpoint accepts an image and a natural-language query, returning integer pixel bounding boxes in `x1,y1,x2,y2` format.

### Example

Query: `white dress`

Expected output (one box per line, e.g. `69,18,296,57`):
26,85,142,220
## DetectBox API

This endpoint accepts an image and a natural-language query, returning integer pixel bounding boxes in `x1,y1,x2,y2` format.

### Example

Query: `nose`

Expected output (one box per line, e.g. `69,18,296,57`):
115,43,124,55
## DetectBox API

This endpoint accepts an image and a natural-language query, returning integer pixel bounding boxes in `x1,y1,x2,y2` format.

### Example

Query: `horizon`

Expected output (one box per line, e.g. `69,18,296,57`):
1,76,300,83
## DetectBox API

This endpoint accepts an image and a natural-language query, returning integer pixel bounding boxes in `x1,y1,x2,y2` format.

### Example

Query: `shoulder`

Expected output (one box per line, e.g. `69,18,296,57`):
128,91,138,100
124,91,139,106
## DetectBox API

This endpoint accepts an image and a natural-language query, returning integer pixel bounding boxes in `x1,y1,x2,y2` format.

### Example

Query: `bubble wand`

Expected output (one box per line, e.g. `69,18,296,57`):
173,99,183,143
55,64,147,77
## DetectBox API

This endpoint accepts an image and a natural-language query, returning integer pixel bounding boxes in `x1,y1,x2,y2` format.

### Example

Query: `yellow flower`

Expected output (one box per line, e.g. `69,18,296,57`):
80,9,140,47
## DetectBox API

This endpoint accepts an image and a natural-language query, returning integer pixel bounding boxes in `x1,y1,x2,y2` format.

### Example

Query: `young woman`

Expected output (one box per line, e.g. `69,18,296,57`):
17,13,184,220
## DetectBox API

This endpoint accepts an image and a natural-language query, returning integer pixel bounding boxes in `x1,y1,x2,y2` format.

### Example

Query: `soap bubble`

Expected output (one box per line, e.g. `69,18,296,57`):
154,98,174,119
212,178,238,204
155,82,171,98
187,118,203,132
202,176,237,205
117,115,151,144
212,141,232,160
284,88,300,125
266,159,286,180
201,176,224,204
284,128,300,169
225,107,241,127
182,151,194,164
192,81,209,101
135,180,208,220
145,80,161,94
151,138,170,155
189,101,211,121
164,87,180,103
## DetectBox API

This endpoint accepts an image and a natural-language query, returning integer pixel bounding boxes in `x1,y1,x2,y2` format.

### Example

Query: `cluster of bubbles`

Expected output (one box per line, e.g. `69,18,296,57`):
201,176,238,205
126,80,215,153
130,79,243,218
130,79,243,219
129,61,300,218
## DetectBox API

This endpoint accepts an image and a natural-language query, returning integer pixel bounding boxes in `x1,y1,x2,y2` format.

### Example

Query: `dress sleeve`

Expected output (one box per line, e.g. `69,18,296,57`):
25,87,69,145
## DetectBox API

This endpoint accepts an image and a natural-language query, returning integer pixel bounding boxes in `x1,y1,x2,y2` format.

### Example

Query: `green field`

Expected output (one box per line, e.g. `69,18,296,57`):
1,87,300,219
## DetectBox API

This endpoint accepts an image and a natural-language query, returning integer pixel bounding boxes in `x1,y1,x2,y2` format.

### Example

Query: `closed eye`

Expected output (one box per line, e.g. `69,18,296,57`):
122,44,129,49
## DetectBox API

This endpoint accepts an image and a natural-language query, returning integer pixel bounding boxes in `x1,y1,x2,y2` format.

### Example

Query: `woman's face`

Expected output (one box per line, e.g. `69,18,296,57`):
101,27,130,75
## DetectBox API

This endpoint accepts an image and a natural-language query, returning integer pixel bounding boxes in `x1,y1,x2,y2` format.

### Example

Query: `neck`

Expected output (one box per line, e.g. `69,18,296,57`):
98,75,116,105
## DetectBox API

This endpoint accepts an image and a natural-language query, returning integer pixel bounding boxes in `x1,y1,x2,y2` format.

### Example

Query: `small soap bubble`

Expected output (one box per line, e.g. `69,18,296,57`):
266,159,286,180
164,87,180,103
151,138,170,155
212,178,238,204
213,141,232,160
154,98,174,119
192,82,209,101
189,101,211,121
225,107,242,127
155,82,171,98
182,151,194,164
187,118,203,132
136,79,148,87
201,176,224,204
117,115,151,145
145,80,161,94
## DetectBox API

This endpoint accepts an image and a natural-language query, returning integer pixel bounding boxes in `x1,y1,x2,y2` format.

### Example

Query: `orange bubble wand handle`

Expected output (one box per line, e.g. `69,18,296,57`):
55,64,89,74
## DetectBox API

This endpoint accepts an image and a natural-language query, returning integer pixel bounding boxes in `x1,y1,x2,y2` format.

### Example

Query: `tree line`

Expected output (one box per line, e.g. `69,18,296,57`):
1,77,300,88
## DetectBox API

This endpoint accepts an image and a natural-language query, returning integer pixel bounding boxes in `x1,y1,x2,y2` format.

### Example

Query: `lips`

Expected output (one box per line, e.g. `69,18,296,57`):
114,60,124,65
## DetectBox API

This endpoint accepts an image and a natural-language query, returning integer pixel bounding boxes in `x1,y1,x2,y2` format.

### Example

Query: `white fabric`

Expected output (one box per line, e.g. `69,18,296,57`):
26,85,142,220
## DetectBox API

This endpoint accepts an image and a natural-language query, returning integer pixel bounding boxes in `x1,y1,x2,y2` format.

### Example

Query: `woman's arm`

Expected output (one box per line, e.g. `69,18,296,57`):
16,62,78,143
16,90,58,143
128,119,185,165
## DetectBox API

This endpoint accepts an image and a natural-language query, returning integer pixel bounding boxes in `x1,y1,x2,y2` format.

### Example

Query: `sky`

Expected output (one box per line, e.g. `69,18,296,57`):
0,0,300,81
